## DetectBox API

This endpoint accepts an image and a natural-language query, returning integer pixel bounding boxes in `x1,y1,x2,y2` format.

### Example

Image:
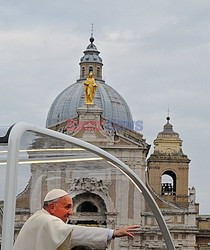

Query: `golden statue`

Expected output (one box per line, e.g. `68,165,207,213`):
84,72,97,104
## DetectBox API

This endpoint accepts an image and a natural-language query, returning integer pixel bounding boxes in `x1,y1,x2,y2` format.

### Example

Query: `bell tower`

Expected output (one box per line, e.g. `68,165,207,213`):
147,117,190,207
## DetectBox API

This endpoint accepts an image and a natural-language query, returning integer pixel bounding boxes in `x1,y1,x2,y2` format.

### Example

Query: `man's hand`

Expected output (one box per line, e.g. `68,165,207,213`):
113,225,140,239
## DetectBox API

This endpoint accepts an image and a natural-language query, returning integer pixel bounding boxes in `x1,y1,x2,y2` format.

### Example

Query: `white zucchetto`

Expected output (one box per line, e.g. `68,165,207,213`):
44,189,68,202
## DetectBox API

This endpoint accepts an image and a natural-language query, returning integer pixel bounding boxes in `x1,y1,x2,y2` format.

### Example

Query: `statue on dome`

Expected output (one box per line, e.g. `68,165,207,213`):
84,72,97,104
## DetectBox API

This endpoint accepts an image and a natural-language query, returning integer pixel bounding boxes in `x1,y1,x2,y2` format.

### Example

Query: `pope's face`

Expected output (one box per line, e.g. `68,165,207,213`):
50,195,73,222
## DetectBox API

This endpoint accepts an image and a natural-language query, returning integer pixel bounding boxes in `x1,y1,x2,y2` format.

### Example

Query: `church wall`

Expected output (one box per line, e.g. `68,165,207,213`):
198,217,210,231
141,211,198,249
105,147,147,215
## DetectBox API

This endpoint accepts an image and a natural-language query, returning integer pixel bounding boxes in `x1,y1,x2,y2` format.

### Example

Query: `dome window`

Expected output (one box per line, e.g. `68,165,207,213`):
82,67,85,77
89,66,93,73
97,67,100,77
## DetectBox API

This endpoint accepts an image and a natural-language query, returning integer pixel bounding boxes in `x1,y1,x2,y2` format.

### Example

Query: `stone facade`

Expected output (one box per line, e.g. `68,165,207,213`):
12,105,149,249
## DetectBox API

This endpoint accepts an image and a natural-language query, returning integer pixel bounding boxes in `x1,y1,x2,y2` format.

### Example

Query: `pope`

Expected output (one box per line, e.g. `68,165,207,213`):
13,189,140,250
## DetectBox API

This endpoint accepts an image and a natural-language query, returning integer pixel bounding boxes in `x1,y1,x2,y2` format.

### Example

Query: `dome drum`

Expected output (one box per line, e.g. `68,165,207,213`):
80,62,102,80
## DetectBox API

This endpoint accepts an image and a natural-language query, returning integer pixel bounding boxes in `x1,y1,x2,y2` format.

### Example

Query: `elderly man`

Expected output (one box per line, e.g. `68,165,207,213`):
14,189,139,250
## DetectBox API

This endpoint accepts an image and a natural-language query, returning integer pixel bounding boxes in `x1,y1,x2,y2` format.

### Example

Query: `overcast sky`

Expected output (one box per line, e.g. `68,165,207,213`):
0,0,210,214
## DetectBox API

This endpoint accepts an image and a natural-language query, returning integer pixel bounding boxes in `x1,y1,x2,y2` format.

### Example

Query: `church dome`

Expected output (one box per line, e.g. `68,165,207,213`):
46,37,133,128
46,80,133,127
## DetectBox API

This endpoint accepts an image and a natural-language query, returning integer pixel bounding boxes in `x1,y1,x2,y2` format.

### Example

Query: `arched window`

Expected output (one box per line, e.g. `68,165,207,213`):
161,171,176,196
71,246,91,250
89,66,93,73
97,67,100,77
69,192,107,226
82,67,85,77
77,201,98,213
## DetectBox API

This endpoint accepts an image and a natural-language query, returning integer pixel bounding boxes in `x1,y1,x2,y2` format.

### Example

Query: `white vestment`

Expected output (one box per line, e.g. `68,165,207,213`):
13,209,110,250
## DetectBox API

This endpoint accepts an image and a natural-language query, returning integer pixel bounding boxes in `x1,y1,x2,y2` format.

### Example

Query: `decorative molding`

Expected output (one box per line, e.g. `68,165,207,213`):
69,177,111,196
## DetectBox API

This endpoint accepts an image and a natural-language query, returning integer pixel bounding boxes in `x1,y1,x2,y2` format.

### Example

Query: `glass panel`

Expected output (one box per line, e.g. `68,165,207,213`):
2,129,169,249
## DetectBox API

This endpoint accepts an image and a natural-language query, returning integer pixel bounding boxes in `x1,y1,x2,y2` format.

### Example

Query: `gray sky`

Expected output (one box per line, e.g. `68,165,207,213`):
0,0,210,214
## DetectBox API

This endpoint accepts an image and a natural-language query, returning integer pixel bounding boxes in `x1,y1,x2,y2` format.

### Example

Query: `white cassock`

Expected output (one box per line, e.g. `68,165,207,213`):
13,209,111,250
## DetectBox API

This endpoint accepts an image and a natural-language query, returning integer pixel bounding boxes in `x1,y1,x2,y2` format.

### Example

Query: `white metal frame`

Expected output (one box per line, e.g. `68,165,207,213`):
1,122,175,250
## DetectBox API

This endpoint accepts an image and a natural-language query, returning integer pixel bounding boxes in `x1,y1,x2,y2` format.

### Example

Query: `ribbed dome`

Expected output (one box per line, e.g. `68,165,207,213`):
46,80,133,127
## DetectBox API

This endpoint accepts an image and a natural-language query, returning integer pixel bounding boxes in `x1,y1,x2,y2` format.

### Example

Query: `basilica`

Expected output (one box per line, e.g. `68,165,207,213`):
1,36,210,249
